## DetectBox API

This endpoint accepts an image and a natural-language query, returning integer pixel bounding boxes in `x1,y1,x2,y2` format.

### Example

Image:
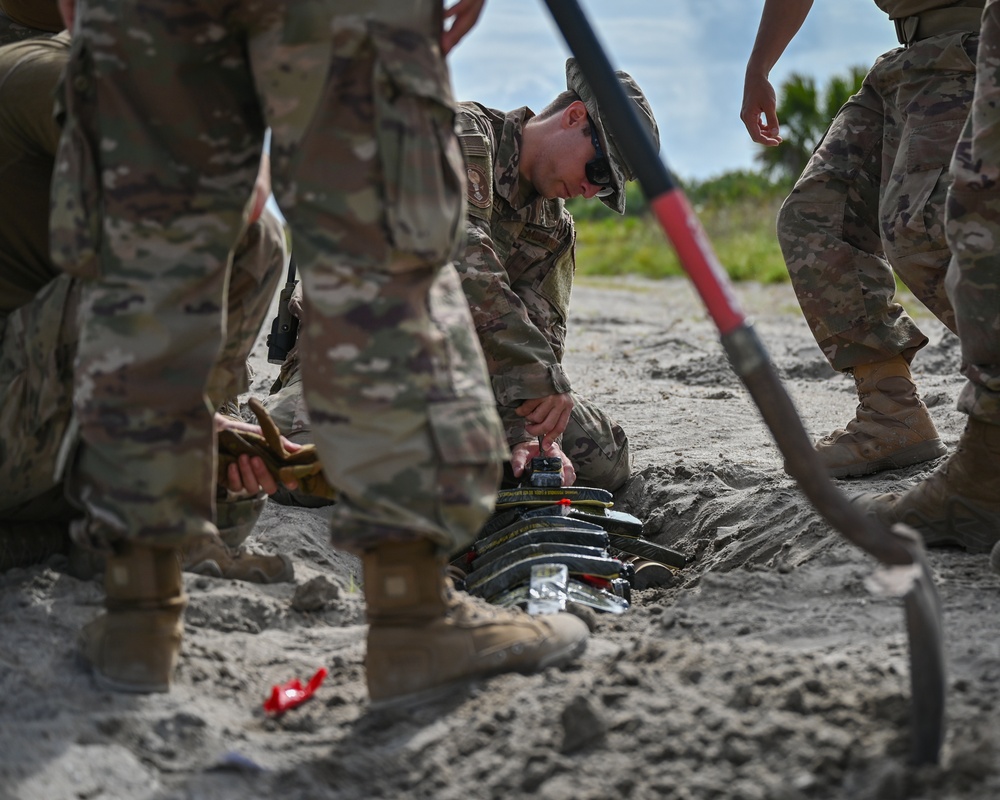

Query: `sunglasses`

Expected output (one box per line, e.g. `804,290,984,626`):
586,116,615,198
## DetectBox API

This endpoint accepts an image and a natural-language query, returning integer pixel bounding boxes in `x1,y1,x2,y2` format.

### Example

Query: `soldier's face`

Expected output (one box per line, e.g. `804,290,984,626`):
533,101,608,201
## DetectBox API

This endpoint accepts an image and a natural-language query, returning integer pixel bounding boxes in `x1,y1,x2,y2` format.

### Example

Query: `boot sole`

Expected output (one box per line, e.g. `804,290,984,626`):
824,438,947,479
367,635,588,712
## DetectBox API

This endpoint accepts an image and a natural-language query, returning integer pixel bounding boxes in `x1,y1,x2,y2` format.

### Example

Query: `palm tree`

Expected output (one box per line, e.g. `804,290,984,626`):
755,66,867,180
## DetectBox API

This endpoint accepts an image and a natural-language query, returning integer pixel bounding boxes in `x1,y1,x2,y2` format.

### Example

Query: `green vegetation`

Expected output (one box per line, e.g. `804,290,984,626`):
567,66,866,284
569,170,794,285
755,66,866,180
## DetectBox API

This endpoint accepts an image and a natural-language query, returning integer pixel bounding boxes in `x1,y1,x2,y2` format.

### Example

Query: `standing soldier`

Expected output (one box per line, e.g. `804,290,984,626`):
742,0,984,478
0,29,293,582
56,0,587,701
861,0,1000,567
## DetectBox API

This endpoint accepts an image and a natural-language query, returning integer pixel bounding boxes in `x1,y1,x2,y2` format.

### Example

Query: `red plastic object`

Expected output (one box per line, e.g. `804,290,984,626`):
263,667,328,715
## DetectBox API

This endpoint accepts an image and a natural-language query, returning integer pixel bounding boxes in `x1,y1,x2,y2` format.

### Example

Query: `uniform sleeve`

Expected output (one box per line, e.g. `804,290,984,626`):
457,210,574,445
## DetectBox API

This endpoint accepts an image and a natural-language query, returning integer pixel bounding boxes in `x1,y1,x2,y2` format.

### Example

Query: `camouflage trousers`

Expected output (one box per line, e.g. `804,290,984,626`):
0,209,286,521
558,395,630,491
778,32,977,371
945,0,1000,426
55,0,506,554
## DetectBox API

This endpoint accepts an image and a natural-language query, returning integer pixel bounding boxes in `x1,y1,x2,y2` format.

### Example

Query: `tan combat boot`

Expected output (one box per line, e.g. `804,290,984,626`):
363,539,589,707
183,530,293,583
816,355,946,478
80,542,186,693
856,418,1000,554
187,491,294,583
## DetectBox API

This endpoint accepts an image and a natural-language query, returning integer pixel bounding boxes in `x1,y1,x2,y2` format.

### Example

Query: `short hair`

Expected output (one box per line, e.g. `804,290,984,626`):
534,89,592,137
535,89,581,122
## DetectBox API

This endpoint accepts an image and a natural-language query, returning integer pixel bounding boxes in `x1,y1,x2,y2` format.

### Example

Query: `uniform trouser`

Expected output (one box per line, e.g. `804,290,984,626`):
777,33,977,372
945,0,1000,427
0,209,287,522
559,394,630,491
57,0,506,554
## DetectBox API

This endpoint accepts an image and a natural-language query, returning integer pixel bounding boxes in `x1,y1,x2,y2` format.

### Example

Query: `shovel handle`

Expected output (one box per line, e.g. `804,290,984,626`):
542,0,945,764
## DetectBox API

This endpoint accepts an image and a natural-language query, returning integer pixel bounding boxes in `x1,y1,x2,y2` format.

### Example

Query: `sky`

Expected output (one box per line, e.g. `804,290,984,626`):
448,0,900,182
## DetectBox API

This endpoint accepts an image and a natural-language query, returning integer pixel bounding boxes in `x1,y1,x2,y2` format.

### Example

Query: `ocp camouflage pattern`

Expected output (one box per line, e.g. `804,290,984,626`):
778,30,976,371
945,0,1000,424
53,0,506,555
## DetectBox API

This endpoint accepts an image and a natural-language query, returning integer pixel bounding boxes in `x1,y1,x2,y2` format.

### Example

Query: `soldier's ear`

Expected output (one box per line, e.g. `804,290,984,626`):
562,100,589,130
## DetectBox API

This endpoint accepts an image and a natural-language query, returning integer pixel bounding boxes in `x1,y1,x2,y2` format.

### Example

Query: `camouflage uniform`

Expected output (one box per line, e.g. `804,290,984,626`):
853,1,1000,562
945,0,1000,426
0,0,61,46
55,0,506,556
455,103,630,490
779,0,983,371
0,33,287,526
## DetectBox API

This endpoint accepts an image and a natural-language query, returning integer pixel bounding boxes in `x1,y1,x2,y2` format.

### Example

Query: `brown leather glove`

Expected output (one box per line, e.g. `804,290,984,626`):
217,397,337,501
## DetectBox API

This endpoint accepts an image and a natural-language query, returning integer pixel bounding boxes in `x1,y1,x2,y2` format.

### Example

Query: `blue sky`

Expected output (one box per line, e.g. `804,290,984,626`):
449,0,899,182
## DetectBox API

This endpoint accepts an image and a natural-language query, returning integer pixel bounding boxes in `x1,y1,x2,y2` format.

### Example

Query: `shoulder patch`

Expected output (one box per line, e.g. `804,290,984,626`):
466,163,491,209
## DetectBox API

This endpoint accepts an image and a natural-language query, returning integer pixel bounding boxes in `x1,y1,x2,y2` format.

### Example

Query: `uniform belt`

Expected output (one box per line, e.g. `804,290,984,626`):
894,7,984,46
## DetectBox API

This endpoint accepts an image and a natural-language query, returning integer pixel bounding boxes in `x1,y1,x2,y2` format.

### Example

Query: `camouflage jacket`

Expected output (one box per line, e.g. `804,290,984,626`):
455,102,576,444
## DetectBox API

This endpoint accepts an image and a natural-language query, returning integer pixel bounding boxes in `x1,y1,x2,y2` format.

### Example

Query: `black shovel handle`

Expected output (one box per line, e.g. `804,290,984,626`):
542,0,945,764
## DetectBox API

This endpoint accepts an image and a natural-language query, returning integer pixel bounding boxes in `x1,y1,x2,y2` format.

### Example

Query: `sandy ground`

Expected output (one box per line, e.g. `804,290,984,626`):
0,275,998,800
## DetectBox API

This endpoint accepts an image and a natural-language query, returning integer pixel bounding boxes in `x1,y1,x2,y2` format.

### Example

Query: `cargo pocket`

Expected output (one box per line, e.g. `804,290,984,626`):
900,165,945,240
370,23,465,265
428,397,508,467
50,38,103,280
535,243,575,319
427,396,508,546
898,118,965,242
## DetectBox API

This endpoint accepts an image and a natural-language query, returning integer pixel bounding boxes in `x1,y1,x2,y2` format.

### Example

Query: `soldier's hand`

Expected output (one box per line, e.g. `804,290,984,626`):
516,392,574,451
441,0,486,55
223,453,290,497
215,411,301,496
740,73,782,146
216,399,337,502
510,440,577,487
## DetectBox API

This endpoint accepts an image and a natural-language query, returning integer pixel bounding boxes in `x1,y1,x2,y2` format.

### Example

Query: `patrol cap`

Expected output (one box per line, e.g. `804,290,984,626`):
565,58,659,214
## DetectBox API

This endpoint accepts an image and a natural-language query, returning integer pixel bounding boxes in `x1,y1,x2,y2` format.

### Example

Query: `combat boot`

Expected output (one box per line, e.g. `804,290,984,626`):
816,355,946,478
363,539,589,707
183,530,293,584
855,418,1000,554
80,542,186,693
203,491,292,582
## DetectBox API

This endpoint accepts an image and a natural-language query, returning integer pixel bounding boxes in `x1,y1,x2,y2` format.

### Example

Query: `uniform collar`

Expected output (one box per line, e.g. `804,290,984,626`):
495,107,539,211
